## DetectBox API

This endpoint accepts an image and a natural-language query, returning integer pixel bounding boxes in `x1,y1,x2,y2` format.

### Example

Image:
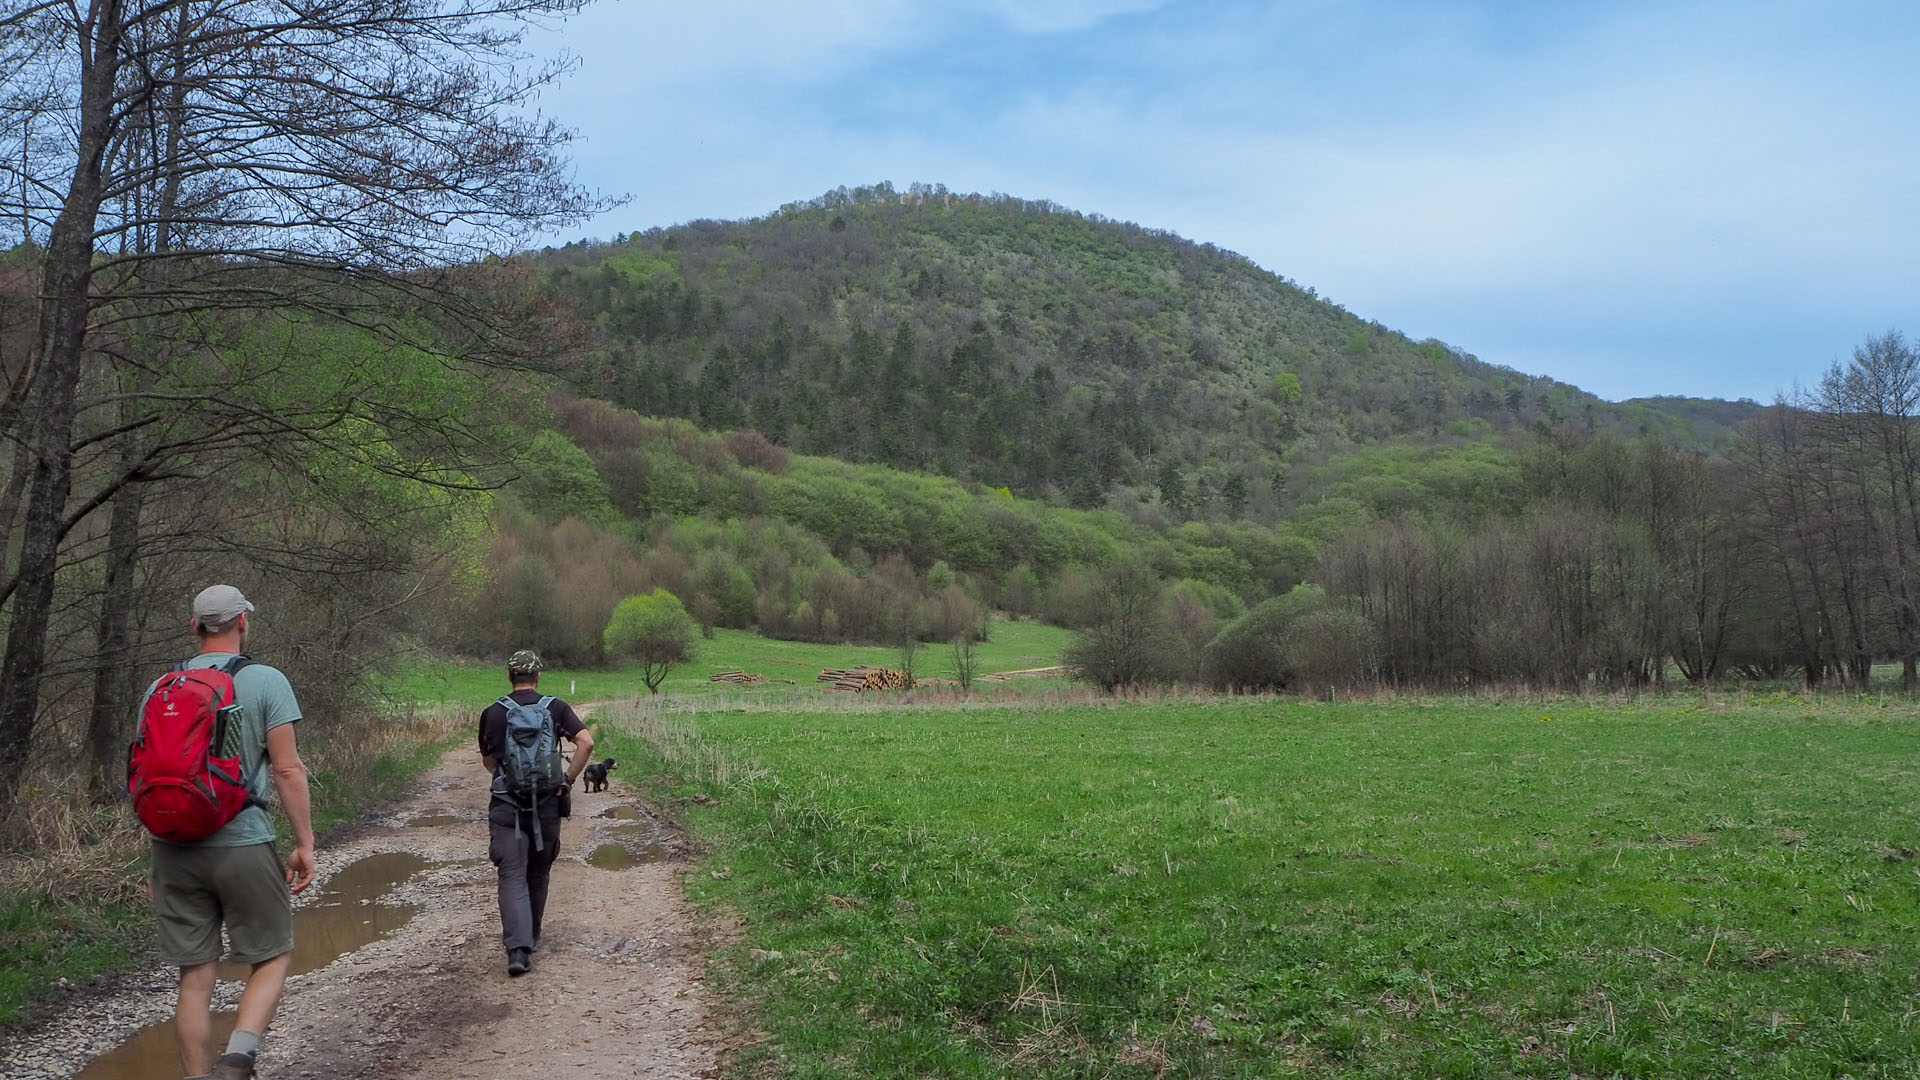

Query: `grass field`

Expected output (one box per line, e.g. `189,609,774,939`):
373,618,1071,707
597,695,1920,1078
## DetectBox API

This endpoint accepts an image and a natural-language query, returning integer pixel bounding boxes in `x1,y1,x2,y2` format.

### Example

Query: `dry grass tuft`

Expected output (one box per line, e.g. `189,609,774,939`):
0,774,147,907
1007,961,1074,1065
0,699,469,907
302,700,469,780
600,698,772,789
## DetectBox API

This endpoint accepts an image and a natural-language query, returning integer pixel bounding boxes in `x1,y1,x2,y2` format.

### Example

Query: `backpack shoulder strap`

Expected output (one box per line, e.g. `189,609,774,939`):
536,695,555,710
496,695,520,711
219,654,252,676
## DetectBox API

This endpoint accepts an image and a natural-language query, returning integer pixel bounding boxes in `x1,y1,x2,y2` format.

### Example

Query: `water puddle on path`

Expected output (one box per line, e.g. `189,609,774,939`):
588,821,666,869
219,852,431,980
596,805,645,820
75,1011,237,1080
76,853,436,1080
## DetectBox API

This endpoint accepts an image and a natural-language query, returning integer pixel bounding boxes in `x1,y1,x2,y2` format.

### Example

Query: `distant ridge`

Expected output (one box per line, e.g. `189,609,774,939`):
537,182,1750,518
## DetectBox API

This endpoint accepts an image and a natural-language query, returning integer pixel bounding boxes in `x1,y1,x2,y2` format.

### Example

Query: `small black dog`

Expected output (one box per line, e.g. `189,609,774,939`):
582,758,617,793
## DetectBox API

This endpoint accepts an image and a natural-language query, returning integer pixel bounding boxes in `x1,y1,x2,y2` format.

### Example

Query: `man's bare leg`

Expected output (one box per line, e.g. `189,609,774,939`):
232,951,293,1047
176,962,218,1077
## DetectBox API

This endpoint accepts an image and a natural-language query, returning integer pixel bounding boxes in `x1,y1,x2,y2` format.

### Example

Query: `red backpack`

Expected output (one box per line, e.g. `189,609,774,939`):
128,656,262,843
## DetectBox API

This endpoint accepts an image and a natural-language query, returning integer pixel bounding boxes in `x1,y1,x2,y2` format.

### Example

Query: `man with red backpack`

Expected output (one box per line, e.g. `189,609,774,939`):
132,585,313,1080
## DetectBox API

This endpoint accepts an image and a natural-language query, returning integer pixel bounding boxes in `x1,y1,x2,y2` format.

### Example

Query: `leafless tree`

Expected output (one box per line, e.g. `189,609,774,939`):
0,0,607,818
949,631,978,693
1064,560,1169,691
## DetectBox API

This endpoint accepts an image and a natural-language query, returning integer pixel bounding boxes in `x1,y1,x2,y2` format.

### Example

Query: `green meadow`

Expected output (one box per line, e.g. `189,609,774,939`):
374,618,1071,707
598,696,1920,1078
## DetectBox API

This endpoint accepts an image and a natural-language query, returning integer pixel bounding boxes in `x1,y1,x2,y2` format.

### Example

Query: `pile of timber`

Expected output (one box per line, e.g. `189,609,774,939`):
709,671,796,685
817,667,914,693
977,665,1066,683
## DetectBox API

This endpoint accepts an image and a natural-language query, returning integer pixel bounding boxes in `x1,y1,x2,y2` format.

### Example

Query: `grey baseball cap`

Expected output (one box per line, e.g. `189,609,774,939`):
191,584,255,629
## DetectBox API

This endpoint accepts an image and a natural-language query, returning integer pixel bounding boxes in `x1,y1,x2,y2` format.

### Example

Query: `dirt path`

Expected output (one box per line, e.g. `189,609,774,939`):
263,747,719,1080
14,741,722,1080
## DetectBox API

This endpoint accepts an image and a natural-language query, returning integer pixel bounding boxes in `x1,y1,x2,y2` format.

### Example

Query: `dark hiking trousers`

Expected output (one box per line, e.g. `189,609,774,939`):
488,798,562,952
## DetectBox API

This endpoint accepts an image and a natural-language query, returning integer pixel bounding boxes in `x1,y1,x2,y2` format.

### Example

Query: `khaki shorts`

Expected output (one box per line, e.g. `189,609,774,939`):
149,841,293,967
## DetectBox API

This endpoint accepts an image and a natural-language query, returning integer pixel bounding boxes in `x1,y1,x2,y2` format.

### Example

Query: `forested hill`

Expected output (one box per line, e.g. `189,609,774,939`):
538,182,1747,518
1618,395,1765,444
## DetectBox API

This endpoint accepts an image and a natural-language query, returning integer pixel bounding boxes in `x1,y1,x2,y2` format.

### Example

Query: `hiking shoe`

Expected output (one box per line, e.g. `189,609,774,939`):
210,1052,257,1080
506,946,532,976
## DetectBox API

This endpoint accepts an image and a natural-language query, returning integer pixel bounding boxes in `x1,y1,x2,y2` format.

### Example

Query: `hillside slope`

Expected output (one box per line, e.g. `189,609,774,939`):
541,182,1744,519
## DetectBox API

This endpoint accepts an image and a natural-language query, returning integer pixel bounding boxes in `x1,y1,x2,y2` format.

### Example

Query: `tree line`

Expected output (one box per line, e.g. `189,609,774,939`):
450,329,1920,704
1067,333,1920,694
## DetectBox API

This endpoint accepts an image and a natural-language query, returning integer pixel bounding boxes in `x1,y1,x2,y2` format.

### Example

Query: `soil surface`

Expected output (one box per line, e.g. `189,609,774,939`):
9,738,722,1080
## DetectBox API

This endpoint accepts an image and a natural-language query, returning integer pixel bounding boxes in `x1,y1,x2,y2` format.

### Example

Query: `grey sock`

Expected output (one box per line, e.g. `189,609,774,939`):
225,1029,263,1058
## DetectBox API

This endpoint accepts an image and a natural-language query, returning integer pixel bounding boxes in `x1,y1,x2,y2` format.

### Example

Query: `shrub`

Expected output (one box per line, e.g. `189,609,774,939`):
928,584,983,644
1283,607,1379,689
997,563,1042,616
1203,584,1378,692
1064,560,1173,691
1203,584,1326,691
1161,583,1227,684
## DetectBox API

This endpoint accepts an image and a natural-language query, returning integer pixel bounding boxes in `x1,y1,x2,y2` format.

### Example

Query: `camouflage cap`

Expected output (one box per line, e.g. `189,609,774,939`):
506,649,544,675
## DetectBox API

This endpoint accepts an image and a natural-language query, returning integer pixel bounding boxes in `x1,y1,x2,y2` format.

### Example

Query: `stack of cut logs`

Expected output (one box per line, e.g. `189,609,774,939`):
709,671,768,685
977,666,1065,683
816,667,914,693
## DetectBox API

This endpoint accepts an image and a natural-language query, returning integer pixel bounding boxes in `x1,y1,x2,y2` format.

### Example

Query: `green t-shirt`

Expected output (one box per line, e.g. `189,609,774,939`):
144,652,303,848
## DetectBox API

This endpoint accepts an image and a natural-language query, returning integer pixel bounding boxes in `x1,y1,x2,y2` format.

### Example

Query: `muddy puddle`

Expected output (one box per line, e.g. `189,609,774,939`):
77,853,436,1080
587,841,665,869
587,819,666,869
75,1011,238,1080
217,851,431,980
595,805,645,820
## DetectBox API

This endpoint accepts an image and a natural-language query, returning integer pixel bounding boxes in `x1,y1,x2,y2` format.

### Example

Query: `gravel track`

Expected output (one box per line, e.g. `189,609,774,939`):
8,740,720,1080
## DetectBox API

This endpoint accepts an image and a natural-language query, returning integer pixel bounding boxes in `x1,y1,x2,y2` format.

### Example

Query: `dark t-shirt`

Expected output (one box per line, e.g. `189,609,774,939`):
477,688,586,764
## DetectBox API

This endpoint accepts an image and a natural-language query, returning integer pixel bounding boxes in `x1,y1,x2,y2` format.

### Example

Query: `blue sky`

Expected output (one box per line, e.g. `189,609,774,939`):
527,0,1919,403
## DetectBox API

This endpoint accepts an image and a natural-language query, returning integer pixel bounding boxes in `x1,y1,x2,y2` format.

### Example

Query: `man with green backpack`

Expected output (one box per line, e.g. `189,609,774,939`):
477,649,594,976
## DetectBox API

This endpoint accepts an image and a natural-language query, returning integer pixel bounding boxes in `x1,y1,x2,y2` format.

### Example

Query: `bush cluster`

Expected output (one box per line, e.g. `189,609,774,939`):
1063,570,1373,693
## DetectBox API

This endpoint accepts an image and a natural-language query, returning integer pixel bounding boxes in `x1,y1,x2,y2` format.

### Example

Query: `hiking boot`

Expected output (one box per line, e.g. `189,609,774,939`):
210,1051,257,1080
506,946,532,976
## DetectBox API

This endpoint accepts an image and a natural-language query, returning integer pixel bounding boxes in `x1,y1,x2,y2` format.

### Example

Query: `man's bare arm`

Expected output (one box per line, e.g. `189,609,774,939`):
266,723,315,894
565,729,594,788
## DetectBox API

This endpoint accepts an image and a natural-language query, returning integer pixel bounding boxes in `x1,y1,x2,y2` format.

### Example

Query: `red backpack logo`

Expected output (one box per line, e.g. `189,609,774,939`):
128,656,261,843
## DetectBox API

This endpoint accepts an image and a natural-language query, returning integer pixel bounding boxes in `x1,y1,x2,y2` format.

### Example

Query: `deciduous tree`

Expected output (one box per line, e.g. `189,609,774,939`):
603,589,696,694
